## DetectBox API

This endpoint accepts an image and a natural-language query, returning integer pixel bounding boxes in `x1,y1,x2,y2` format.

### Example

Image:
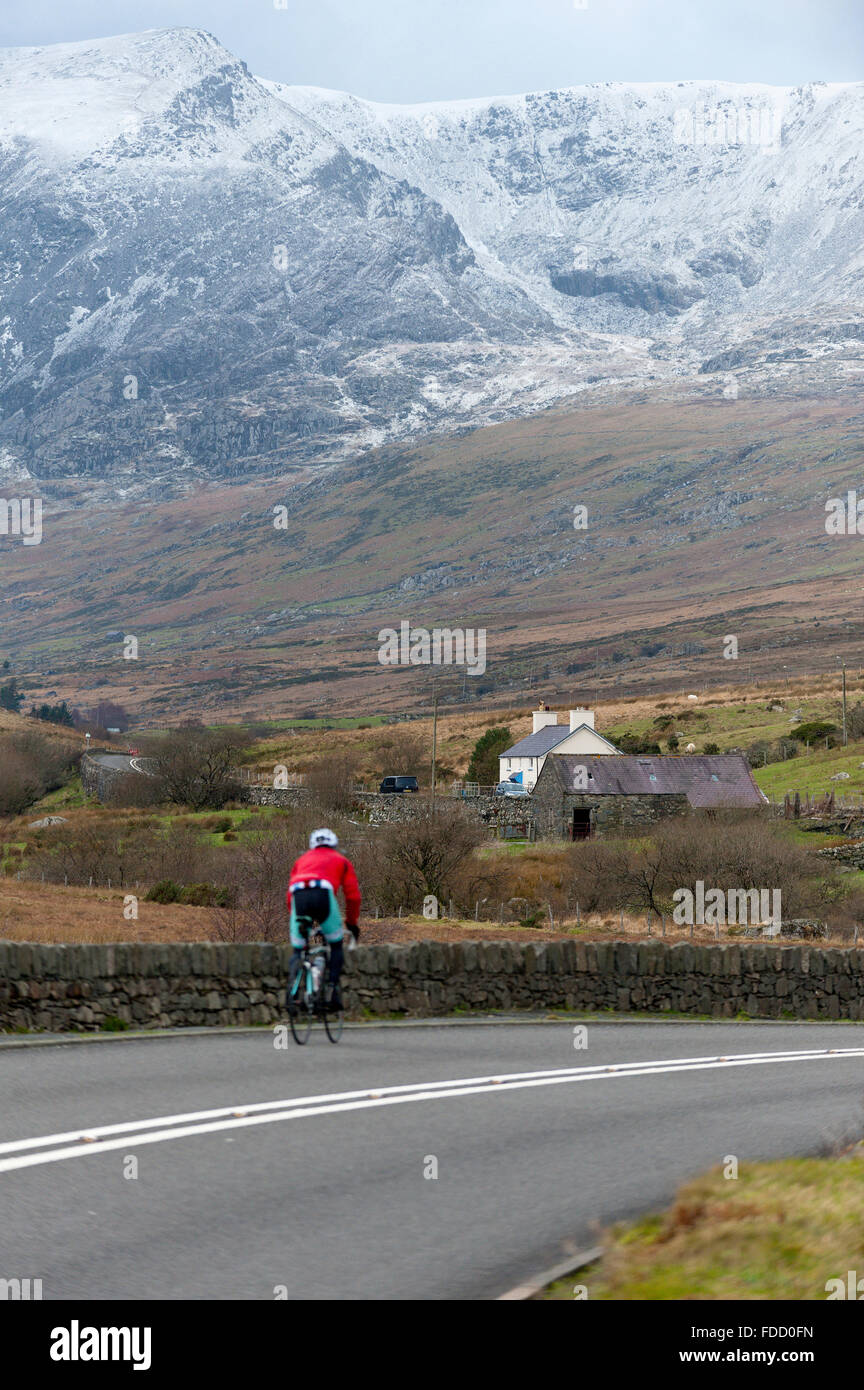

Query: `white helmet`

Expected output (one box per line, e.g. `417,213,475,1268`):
309,827,338,849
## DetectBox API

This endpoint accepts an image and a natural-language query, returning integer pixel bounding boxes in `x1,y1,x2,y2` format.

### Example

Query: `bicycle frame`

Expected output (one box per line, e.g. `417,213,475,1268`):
289,931,330,1008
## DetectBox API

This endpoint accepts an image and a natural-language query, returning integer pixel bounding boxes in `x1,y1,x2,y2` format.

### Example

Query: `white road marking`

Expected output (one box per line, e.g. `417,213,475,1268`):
0,1048,848,1155
0,1049,861,1174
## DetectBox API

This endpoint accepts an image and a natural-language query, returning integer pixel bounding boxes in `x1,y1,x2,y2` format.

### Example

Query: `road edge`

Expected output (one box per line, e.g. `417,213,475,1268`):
2,1013,862,1050
497,1245,605,1300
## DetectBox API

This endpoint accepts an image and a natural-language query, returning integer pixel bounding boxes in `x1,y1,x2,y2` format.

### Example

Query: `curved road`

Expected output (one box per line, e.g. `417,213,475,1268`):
1,1020,863,1300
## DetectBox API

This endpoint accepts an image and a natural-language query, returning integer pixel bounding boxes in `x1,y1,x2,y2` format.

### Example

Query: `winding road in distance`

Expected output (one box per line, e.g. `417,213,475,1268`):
1,1019,863,1300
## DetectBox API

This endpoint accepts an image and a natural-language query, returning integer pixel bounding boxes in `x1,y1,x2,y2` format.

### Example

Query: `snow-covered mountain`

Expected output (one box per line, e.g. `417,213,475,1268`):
0,27,862,490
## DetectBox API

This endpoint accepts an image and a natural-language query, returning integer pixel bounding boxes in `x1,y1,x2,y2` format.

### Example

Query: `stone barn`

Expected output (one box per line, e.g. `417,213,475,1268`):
531,753,767,840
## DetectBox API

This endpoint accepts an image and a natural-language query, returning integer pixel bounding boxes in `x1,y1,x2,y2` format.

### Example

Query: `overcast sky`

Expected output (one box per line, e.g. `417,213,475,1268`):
1,0,862,102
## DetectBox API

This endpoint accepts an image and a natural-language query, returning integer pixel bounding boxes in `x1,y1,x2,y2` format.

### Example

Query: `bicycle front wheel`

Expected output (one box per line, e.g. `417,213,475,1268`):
288,972,313,1045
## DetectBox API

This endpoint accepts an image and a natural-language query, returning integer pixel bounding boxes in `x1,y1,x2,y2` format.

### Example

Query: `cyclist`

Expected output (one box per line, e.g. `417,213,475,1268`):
286,828,361,1012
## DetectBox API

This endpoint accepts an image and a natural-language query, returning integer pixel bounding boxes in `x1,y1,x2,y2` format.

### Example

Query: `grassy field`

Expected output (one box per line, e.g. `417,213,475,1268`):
542,1148,864,1300
754,745,864,800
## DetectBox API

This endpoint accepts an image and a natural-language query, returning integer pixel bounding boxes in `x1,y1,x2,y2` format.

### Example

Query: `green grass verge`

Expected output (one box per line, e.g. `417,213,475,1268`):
542,1151,864,1300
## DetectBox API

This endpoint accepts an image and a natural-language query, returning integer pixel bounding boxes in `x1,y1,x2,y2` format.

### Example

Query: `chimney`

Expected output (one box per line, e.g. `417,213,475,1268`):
570,708,595,731
532,707,559,734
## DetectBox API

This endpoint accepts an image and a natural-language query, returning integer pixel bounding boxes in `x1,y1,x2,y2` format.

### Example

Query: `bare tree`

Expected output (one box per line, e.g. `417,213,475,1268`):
0,730,77,815
149,726,249,809
304,753,359,814
375,805,485,906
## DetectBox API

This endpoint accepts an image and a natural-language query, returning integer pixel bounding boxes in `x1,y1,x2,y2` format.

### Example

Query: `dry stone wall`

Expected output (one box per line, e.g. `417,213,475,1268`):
2,941,864,1033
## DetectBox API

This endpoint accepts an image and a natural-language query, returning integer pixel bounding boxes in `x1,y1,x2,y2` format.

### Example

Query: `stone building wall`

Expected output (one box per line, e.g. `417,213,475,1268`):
530,775,691,839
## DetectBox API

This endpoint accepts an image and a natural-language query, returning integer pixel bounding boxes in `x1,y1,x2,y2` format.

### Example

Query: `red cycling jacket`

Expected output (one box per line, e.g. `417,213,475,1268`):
287,846,362,925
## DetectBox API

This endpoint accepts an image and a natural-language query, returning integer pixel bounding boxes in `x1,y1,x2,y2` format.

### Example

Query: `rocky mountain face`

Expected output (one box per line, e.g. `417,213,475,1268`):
0,28,862,498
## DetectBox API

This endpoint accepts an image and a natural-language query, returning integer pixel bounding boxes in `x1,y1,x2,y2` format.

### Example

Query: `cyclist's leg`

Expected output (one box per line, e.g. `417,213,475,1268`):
287,899,314,1006
327,941,344,987
288,946,304,987
319,888,345,1004
288,894,310,950
318,886,344,946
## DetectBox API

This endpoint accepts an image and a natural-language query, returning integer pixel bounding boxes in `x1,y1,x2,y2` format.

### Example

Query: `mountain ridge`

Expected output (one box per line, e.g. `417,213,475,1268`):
0,28,862,494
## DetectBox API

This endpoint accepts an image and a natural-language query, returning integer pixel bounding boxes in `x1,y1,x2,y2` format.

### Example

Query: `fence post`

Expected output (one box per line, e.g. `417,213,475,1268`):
475,901,479,920
576,901,580,926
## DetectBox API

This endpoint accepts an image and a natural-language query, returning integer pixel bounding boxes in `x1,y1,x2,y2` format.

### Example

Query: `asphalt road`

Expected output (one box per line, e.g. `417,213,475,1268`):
1,1020,863,1300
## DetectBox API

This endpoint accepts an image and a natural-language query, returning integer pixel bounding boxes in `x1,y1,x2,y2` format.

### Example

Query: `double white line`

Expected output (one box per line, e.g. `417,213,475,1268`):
1,1048,862,1174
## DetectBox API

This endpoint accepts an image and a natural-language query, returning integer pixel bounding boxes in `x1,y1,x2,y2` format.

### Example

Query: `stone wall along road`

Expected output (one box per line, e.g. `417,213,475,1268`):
1,941,863,1033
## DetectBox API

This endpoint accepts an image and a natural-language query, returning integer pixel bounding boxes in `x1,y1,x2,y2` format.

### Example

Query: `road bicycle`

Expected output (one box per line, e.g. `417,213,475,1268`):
287,926,344,1045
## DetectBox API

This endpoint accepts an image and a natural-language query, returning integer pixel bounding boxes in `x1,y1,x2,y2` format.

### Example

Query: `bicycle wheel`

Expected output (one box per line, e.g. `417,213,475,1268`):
323,985,344,1044
288,968,312,1046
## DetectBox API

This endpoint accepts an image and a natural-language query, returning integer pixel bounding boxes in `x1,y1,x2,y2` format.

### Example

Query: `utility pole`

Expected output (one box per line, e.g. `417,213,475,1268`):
431,683,438,812
841,659,848,746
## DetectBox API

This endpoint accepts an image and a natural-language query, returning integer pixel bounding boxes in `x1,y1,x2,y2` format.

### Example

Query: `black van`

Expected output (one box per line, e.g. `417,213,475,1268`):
379,775,419,794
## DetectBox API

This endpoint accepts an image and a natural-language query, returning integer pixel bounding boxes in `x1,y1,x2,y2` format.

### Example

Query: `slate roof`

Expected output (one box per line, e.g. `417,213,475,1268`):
546,754,766,808
502,723,620,758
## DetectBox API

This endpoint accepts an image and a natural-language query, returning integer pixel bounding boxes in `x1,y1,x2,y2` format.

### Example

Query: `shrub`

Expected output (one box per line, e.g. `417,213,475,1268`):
101,1015,129,1032
615,731,662,755
178,883,231,907
790,721,837,746
146,879,181,903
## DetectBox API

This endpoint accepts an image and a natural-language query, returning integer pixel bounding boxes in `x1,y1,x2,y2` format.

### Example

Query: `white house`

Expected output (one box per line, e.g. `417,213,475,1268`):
498,707,619,789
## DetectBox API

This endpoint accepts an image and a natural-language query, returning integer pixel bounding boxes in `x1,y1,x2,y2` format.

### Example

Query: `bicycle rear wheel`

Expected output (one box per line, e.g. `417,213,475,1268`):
288,970,313,1045
323,989,344,1044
